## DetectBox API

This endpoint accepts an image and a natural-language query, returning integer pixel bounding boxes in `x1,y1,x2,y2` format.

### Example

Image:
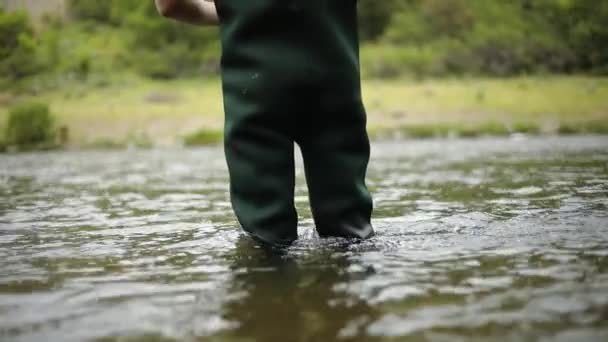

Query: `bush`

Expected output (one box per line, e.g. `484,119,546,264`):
6,102,55,148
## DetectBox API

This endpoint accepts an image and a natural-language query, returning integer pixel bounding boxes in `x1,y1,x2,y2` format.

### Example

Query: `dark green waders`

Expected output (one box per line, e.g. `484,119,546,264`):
217,0,374,245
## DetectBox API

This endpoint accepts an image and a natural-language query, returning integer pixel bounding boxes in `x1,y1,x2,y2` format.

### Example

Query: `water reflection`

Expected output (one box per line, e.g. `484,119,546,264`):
222,237,379,341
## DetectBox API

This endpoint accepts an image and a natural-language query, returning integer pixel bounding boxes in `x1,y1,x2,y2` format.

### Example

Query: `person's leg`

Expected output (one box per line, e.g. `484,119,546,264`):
225,112,298,246
298,100,374,239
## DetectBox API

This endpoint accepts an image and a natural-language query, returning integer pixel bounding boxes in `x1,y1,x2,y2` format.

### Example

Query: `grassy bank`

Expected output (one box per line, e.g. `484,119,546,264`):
364,76,608,139
1,76,607,148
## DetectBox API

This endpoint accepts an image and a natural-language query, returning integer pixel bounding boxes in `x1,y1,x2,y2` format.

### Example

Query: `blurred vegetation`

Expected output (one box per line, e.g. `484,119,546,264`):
0,9,39,85
5,101,56,149
360,0,608,78
0,1,607,149
0,0,607,88
183,128,224,146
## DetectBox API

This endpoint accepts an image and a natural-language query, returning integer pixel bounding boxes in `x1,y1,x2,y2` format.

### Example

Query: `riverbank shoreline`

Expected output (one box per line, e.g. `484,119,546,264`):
1,76,607,150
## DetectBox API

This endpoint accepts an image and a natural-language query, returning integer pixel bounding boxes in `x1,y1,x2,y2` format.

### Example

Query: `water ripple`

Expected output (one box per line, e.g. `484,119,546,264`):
1,136,607,341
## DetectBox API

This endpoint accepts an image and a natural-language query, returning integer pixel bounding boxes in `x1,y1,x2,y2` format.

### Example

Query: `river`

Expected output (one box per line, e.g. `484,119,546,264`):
1,136,607,341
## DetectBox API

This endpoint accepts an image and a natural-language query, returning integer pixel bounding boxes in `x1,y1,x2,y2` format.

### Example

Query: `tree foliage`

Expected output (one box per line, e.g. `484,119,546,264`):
361,0,608,76
2,0,608,82
124,2,219,79
357,0,397,41
67,0,113,22
558,0,608,73
0,9,39,81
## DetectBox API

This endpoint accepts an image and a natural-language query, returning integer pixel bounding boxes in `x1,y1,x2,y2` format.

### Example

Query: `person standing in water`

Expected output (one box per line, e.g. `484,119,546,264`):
155,0,374,246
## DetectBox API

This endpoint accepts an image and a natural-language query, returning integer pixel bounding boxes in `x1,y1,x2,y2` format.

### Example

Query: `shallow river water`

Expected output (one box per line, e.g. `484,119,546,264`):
1,136,608,342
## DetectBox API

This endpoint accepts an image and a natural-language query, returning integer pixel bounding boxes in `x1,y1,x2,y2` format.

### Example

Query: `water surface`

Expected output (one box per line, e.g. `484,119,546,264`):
1,136,608,341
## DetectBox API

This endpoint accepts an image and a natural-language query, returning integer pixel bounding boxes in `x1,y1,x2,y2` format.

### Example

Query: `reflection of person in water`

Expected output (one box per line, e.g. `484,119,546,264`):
155,0,375,246
220,237,378,341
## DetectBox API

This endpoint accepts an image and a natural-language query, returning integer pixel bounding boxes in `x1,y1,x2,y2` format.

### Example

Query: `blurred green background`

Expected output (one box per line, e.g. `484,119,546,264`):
1,0,607,150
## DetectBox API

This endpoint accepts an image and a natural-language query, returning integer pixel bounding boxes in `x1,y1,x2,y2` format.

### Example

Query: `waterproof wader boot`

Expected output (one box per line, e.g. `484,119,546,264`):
217,0,374,246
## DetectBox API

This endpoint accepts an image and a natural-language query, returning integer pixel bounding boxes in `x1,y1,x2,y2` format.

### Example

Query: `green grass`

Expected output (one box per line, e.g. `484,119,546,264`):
183,128,224,146
1,75,607,148
364,76,607,121
364,76,608,139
